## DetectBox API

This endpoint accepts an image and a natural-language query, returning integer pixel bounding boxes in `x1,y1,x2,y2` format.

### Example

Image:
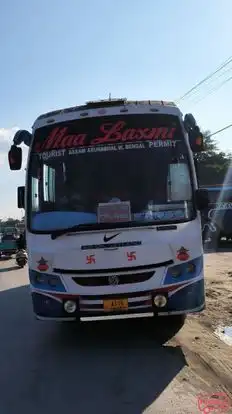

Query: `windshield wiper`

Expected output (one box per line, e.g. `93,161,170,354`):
50,220,157,240
51,223,108,239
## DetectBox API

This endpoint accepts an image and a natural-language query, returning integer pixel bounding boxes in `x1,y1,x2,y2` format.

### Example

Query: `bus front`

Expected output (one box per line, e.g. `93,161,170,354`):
9,100,208,322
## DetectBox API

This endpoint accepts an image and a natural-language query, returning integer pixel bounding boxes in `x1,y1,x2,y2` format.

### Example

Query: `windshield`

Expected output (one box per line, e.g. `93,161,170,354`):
28,114,195,232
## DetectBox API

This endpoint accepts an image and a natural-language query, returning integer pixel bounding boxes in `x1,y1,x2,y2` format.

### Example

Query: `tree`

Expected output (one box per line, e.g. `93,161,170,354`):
3,218,21,227
6,218,16,223
194,131,232,186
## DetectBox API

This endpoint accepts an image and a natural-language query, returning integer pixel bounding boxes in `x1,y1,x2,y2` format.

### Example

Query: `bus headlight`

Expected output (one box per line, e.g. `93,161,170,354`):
153,294,167,308
29,270,66,292
48,277,61,287
168,262,196,278
64,300,77,314
169,265,182,277
164,256,203,285
35,273,47,284
186,263,195,274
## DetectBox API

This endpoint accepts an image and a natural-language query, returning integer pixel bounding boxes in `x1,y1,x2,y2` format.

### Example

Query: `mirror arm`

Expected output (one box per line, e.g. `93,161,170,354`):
13,138,23,146
13,130,32,147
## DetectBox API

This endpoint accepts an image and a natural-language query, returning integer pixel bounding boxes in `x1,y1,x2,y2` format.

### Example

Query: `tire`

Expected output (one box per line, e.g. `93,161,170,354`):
151,314,186,343
17,259,26,268
167,314,186,329
209,226,220,249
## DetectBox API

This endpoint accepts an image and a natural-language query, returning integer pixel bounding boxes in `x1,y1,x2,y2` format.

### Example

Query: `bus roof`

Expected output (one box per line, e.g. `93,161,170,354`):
32,99,182,130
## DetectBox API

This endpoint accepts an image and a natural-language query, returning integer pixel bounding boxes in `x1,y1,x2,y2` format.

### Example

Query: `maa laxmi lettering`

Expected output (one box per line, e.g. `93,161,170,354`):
34,121,176,152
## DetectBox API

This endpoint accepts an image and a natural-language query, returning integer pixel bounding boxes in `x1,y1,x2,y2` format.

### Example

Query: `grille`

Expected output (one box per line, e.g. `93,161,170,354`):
54,259,173,275
73,271,154,286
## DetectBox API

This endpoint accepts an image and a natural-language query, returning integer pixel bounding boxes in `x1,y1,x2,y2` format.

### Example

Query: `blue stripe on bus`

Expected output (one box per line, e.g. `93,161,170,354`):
202,186,232,191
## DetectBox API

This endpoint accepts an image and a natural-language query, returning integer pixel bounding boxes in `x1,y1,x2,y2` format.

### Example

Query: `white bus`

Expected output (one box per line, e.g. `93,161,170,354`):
8,98,208,324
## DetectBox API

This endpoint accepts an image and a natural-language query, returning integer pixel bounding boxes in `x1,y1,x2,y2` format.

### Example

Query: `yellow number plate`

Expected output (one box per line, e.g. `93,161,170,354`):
103,298,128,311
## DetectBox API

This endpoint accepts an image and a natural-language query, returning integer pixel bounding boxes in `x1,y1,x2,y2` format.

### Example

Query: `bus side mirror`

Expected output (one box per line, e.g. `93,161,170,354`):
184,114,204,153
8,145,22,170
195,188,209,210
189,128,204,153
17,186,25,209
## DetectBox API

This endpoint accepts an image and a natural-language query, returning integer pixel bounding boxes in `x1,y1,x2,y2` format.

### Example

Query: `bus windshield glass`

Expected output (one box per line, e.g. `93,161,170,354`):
28,114,194,232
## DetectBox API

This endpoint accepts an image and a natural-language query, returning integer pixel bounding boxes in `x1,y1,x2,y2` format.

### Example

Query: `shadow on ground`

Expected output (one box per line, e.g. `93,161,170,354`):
0,265,19,272
0,284,187,414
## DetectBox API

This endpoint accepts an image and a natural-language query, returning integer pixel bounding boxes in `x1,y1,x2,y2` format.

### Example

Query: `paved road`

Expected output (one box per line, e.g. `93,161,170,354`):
0,259,210,414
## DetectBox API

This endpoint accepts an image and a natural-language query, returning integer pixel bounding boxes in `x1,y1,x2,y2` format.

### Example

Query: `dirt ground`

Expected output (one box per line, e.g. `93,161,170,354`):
172,250,232,401
198,251,232,330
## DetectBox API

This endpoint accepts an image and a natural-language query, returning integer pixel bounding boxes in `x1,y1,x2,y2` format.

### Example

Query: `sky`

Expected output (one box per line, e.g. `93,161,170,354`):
1,0,232,218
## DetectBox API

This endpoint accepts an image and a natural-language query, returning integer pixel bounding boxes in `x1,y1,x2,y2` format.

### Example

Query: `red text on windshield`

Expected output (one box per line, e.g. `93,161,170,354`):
34,121,176,152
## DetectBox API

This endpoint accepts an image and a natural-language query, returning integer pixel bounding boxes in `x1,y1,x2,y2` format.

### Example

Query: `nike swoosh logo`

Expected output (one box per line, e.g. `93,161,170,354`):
103,233,120,243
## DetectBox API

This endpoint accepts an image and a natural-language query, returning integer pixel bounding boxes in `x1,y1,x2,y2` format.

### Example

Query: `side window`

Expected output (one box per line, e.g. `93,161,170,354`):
43,164,55,203
31,177,39,211
168,163,192,201
49,167,56,202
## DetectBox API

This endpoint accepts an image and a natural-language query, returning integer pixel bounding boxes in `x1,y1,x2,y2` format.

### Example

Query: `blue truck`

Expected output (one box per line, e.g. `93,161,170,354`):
201,184,232,244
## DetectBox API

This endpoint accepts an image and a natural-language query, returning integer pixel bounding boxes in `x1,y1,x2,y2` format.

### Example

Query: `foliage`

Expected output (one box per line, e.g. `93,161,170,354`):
194,130,232,186
0,218,24,230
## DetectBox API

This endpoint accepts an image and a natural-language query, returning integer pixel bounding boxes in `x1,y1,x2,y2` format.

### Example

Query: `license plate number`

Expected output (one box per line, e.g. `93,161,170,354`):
103,298,128,311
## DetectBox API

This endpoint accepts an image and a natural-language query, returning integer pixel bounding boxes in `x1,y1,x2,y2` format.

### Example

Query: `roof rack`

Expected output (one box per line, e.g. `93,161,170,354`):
36,99,177,122
85,98,127,109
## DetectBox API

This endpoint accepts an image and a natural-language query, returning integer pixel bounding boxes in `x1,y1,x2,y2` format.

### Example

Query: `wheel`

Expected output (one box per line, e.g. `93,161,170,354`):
17,259,26,268
151,314,186,343
167,314,186,329
209,227,220,249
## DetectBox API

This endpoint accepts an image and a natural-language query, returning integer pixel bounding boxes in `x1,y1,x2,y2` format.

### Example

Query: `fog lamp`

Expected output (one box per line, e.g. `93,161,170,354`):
64,300,77,314
153,294,167,308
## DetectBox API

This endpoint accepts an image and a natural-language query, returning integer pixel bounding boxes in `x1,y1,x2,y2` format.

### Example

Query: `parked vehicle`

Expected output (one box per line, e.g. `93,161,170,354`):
15,249,28,268
201,184,232,244
0,231,18,258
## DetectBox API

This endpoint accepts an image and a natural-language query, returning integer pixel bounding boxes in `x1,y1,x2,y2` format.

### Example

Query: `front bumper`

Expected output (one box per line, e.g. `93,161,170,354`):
31,279,205,321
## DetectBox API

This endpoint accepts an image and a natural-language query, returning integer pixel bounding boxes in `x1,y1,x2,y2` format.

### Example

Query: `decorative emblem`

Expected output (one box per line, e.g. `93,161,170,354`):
127,251,136,261
86,254,96,264
103,233,120,243
37,257,49,272
176,247,189,261
108,275,119,285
